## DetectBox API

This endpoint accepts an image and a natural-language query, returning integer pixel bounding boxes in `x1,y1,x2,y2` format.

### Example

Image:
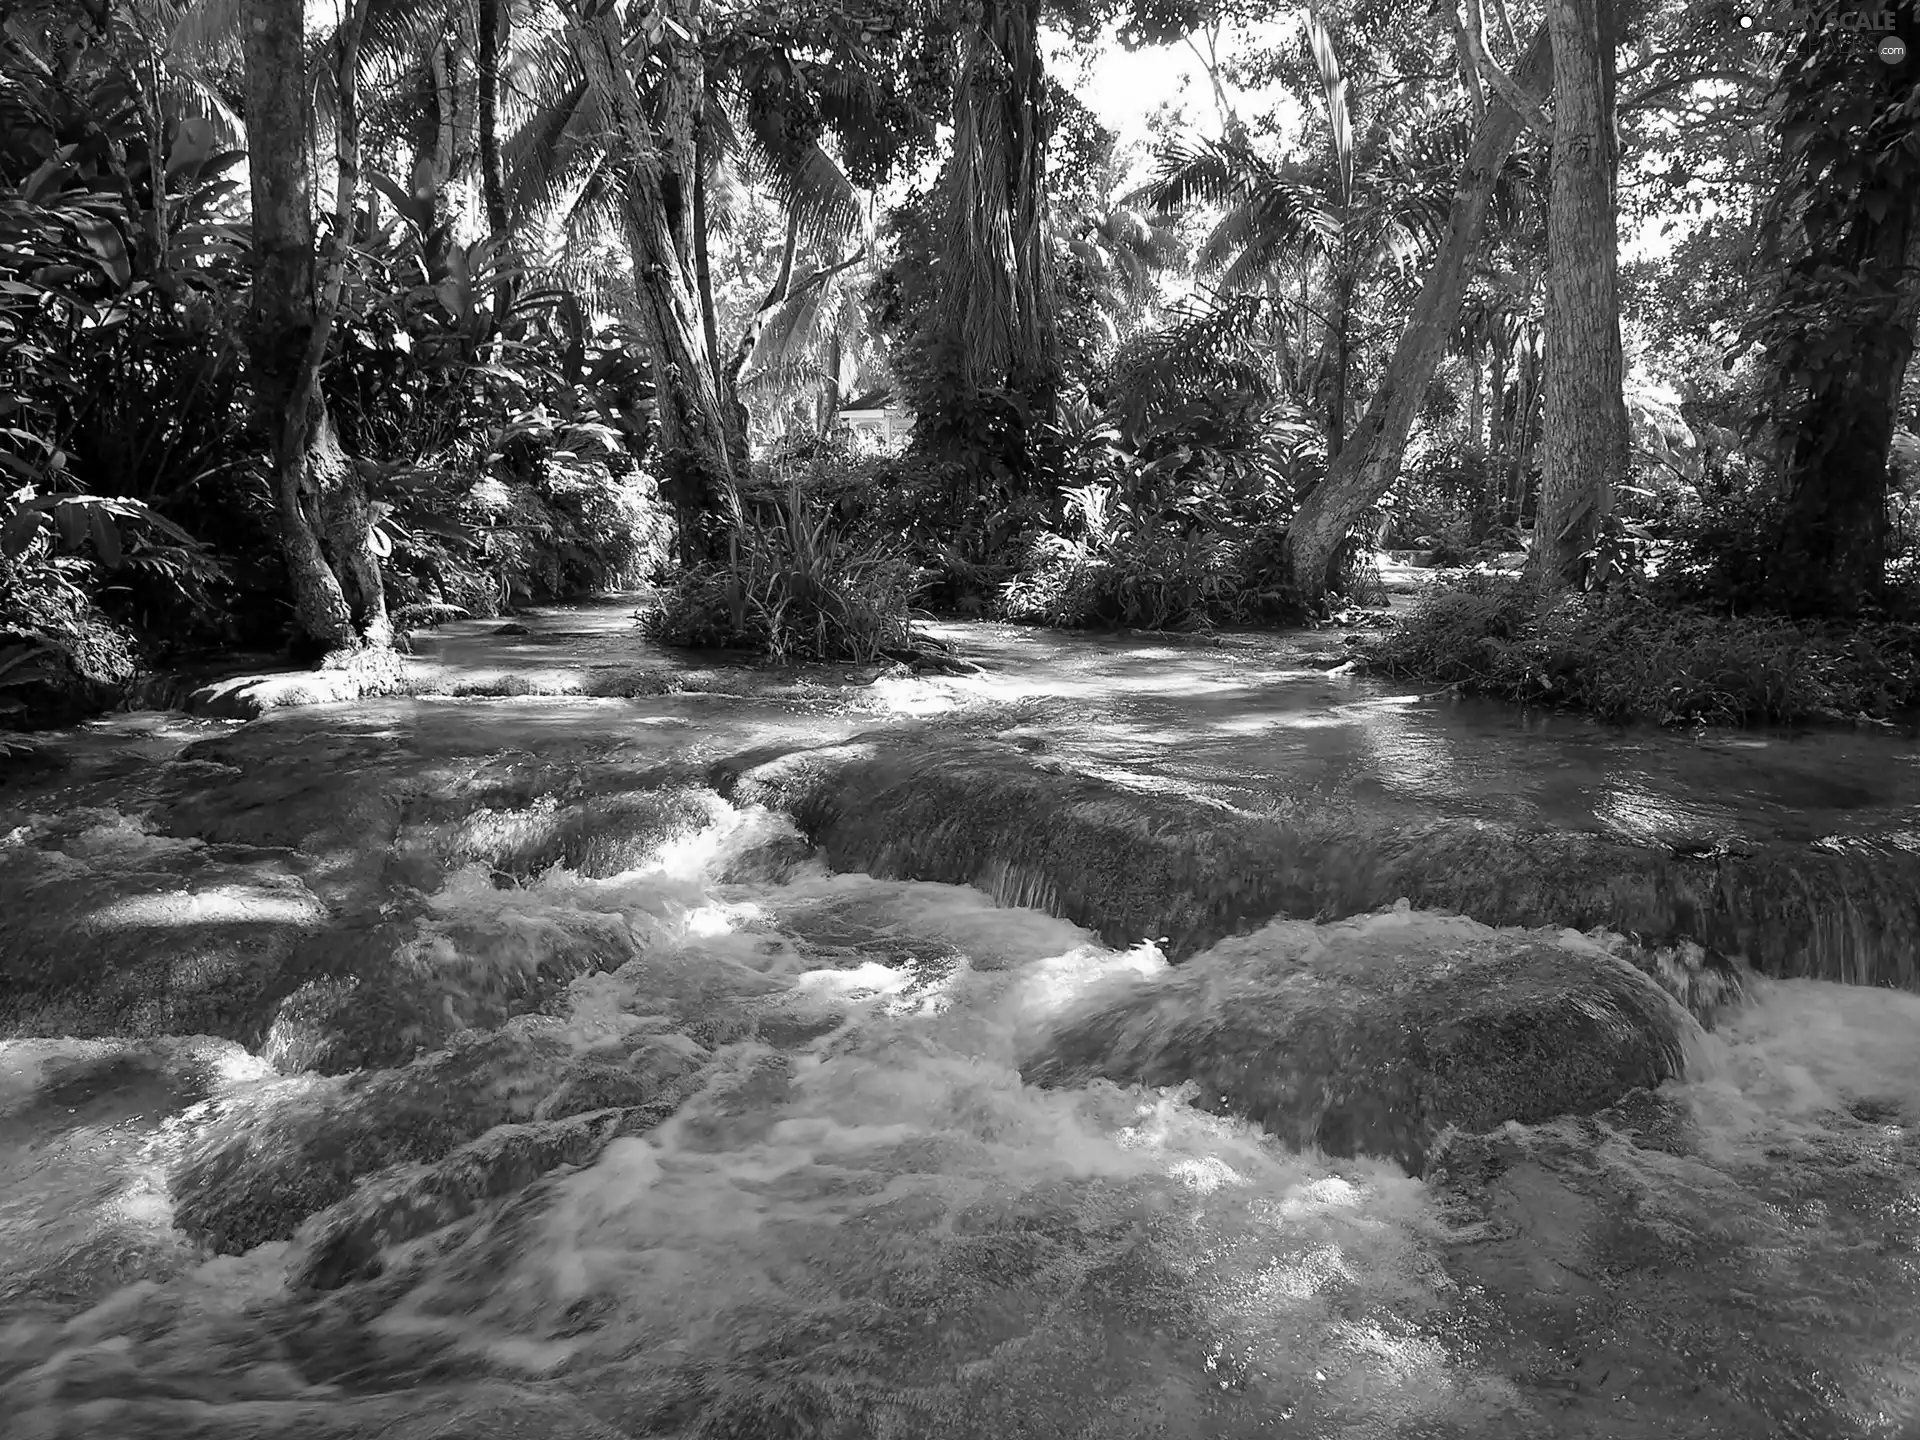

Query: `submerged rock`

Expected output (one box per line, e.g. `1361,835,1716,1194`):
1022,908,1692,1173
287,1105,671,1291
1424,1097,1920,1439
258,893,642,1074
169,1017,704,1254
0,820,328,1041
717,729,1920,992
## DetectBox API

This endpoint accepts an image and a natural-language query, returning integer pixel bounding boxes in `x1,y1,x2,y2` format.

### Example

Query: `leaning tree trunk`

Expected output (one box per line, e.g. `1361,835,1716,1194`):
563,0,737,564
241,0,386,650
1327,268,1354,461
1760,4,1920,617
1283,23,1553,600
1533,0,1627,592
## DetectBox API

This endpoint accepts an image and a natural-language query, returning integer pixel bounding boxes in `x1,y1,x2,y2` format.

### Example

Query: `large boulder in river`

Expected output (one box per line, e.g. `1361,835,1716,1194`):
1022,907,1692,1173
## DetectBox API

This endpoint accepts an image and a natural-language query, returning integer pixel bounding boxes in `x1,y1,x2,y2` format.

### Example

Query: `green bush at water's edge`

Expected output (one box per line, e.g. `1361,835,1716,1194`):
1373,572,1920,727
642,471,918,664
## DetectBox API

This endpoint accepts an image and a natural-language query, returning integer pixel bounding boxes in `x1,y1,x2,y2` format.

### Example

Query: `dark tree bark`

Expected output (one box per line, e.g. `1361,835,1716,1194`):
475,0,515,328
1760,6,1920,617
935,0,1056,407
413,35,460,287
1327,270,1354,460
475,0,511,240
241,0,387,649
1533,0,1627,591
1282,23,1553,598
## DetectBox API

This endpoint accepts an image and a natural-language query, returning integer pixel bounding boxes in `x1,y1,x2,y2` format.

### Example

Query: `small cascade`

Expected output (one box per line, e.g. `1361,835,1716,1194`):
720,730,1920,996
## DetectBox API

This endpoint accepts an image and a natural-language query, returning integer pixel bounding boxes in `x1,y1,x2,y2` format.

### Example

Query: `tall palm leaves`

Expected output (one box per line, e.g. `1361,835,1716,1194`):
736,245,881,440
1129,14,1452,457
1060,204,1185,347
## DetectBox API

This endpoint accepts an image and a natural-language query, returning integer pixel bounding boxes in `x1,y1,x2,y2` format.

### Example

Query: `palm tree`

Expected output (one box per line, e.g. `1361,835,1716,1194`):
735,241,883,443
473,0,926,554
1281,20,1554,599
1128,14,1448,461
1059,203,1186,351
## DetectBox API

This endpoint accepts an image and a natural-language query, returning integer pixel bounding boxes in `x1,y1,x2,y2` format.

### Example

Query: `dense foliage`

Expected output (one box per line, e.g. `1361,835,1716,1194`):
3,0,1918,723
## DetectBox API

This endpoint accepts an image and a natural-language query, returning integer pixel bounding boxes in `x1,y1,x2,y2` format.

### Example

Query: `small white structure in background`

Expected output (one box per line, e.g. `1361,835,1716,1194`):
836,405,914,452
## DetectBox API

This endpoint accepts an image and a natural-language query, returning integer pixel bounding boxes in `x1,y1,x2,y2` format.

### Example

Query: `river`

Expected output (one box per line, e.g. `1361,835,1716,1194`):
1,600,1916,1439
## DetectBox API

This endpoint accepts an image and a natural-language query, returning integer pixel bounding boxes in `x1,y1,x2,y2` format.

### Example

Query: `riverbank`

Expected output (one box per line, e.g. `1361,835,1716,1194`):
1367,572,1920,730
15,558,1917,741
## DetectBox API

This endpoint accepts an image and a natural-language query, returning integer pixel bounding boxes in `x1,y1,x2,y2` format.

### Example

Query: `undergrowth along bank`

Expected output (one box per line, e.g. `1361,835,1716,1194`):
1372,573,1920,727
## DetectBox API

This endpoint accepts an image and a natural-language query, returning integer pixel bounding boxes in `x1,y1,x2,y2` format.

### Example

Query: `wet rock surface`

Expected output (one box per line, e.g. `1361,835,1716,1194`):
1427,1098,1920,1439
720,727,1920,992
167,1017,707,1256
1023,908,1691,1173
0,819,328,1042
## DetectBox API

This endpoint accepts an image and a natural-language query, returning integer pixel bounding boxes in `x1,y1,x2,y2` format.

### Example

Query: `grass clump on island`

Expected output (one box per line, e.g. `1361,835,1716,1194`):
642,473,920,664
1372,572,1920,727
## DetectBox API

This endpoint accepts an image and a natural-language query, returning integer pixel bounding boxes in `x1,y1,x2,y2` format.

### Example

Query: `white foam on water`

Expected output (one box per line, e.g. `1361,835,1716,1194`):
6,798,1919,1439
1682,976,1920,1153
0,1037,279,1318
321,866,1530,1437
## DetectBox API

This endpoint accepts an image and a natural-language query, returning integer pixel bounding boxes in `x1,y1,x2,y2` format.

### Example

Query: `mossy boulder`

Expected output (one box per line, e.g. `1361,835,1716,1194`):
1022,907,1692,1173
716,730,1918,992
286,1107,660,1291
153,705,731,904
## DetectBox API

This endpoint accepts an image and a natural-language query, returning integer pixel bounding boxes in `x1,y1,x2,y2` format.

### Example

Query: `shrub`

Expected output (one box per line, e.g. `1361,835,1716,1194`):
1374,573,1920,726
642,475,918,663
0,551,144,728
997,482,1296,630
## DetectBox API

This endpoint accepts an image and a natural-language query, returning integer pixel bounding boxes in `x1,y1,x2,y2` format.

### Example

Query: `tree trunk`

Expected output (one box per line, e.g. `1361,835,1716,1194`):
414,35,459,287
1486,333,1510,523
476,0,514,327
1328,269,1354,460
315,0,390,645
935,0,1056,409
242,0,384,651
1533,0,1626,592
1468,346,1485,455
694,137,750,477
563,0,737,564
729,206,802,393
1509,335,1543,524
1761,5,1920,617
1282,23,1553,599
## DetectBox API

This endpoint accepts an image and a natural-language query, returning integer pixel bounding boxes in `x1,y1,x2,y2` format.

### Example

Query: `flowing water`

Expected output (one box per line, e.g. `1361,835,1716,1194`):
2,607,1917,1439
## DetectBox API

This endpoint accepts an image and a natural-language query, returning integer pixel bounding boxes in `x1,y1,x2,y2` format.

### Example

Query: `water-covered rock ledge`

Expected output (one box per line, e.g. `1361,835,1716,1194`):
716,727,1920,1000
